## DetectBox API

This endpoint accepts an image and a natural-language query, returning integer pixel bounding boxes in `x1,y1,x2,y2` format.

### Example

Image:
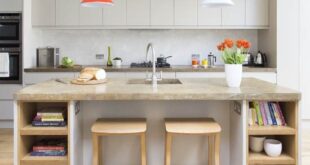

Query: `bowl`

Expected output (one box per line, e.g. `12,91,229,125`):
250,136,266,153
264,139,282,157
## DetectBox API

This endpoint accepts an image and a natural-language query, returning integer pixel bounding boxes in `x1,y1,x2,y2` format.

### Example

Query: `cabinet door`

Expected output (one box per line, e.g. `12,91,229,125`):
198,5,222,26
0,0,22,12
103,0,127,25
222,0,246,26
127,0,150,26
151,0,174,26
175,0,198,26
56,0,80,26
80,6,103,25
32,0,56,26
246,0,269,26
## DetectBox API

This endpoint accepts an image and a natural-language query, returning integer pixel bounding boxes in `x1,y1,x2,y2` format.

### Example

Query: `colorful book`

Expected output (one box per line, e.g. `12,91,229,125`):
252,108,258,125
271,103,282,126
30,151,66,156
254,102,263,126
33,146,65,151
259,102,268,126
264,102,272,125
32,121,66,127
268,102,277,125
275,102,287,126
248,108,253,125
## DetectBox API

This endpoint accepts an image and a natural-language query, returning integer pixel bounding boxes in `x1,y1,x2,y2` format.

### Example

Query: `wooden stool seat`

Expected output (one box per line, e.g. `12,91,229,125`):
91,118,147,134
165,118,221,134
92,118,147,165
164,118,221,165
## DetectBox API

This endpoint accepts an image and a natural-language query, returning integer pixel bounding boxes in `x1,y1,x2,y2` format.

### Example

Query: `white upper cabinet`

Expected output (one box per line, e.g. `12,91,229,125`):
175,0,198,26
198,1,222,26
222,0,246,26
0,0,22,12
56,0,80,26
80,6,103,26
32,0,56,26
127,0,150,26
103,0,127,26
246,0,269,26
151,0,174,26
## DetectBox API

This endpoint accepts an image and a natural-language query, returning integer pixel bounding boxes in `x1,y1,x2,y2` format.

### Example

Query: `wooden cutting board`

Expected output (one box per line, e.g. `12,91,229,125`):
71,79,107,85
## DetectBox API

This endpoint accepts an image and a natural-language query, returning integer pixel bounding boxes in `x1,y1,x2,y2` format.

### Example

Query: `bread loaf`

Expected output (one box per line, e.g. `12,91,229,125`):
79,67,106,81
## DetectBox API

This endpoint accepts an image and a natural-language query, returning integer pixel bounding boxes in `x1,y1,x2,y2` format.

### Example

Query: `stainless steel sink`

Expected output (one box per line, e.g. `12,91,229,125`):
128,79,182,85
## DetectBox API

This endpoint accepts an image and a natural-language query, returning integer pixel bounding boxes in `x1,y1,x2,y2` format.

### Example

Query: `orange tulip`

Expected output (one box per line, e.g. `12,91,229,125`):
224,38,234,48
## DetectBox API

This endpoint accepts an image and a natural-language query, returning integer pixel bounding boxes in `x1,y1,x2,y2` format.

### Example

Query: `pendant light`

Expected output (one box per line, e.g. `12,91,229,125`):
81,0,114,7
202,0,234,7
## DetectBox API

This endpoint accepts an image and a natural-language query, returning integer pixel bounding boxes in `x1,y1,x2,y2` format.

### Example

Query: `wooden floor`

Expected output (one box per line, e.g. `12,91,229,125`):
0,128,309,165
0,129,13,165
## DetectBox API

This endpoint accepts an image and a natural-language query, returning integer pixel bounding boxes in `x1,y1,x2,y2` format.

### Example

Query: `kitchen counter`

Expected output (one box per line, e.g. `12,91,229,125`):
24,65,277,73
15,78,299,101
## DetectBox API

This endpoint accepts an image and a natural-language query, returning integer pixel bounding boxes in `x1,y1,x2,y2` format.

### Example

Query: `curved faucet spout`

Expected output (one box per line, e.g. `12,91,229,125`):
145,43,161,87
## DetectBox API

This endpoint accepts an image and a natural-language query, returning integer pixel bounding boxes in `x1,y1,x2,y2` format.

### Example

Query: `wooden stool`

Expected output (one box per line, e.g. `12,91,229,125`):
164,118,221,165
91,118,147,165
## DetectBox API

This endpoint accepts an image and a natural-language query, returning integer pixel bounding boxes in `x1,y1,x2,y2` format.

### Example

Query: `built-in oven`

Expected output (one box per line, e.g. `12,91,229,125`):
0,13,21,43
0,46,22,83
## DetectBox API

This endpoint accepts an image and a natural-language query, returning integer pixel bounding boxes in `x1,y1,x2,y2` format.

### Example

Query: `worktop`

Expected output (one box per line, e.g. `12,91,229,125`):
15,78,300,101
24,65,277,73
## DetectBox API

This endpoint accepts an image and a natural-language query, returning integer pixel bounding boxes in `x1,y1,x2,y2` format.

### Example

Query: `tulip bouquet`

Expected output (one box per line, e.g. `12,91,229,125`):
217,39,251,64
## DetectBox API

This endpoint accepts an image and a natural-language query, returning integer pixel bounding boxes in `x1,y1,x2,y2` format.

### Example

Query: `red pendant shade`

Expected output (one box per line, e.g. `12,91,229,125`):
81,0,114,7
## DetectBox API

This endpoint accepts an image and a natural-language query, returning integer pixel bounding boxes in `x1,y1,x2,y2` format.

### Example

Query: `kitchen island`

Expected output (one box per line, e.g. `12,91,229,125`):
14,78,300,165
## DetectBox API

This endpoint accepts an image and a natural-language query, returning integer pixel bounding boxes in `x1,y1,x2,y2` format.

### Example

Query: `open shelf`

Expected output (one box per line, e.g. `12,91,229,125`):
20,125,68,136
248,125,296,135
21,153,68,165
248,152,295,165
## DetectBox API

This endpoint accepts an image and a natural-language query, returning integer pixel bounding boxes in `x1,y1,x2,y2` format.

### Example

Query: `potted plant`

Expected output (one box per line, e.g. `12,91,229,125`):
113,57,122,68
217,39,251,87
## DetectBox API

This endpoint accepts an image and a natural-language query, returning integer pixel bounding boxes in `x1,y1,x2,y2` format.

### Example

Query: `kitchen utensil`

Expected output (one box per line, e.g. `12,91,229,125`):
208,52,216,68
243,53,254,66
37,47,60,67
157,55,172,64
254,51,268,67
249,136,266,153
264,139,282,157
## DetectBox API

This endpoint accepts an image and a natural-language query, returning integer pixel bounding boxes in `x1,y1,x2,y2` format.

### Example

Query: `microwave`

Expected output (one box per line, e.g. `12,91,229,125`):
0,13,22,42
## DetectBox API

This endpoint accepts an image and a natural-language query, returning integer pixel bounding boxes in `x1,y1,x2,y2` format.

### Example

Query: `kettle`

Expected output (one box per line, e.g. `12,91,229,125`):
254,51,267,67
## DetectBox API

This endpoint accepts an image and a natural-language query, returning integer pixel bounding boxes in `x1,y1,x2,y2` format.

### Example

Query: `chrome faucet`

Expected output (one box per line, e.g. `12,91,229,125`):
146,43,162,87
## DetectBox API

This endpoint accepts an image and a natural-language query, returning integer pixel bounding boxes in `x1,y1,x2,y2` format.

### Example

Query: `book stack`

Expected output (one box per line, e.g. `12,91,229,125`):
32,108,66,127
248,101,287,126
31,139,66,156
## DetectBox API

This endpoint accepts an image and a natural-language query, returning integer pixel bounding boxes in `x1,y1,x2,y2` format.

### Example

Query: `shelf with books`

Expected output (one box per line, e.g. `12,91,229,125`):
21,153,68,165
248,152,295,165
20,125,68,136
248,125,296,135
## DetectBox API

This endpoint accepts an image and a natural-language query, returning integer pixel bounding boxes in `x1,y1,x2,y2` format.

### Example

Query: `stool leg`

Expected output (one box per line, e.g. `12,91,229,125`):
99,137,103,165
141,133,147,165
165,132,172,165
214,134,221,165
92,134,100,165
208,136,215,165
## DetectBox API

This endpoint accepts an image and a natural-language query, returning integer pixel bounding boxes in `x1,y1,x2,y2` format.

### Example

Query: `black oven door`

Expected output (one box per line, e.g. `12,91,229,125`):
0,22,20,41
0,52,20,81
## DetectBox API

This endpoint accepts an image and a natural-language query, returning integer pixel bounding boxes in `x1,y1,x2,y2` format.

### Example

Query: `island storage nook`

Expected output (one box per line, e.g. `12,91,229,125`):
14,78,300,165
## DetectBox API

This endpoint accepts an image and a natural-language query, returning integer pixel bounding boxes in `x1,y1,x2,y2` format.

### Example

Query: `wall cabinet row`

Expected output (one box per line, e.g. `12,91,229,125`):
32,0,269,28
0,0,22,12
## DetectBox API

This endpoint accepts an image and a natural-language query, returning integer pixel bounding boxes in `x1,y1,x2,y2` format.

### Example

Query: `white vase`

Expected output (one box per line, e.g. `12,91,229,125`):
225,64,243,87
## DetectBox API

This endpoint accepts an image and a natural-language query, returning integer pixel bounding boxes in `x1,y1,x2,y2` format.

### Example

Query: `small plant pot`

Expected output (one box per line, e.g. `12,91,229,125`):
250,136,266,153
113,60,122,68
264,139,282,157
225,64,243,87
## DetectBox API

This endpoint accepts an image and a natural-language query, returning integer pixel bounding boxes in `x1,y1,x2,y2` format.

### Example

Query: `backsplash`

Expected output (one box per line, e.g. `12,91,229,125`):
28,29,258,66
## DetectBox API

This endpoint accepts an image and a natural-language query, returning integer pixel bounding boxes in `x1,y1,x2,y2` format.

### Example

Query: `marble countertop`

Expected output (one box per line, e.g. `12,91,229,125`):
15,78,300,101
24,65,277,73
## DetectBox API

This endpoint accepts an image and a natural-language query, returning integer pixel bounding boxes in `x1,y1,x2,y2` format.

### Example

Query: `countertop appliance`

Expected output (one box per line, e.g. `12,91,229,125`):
208,52,216,68
254,51,268,67
37,47,60,67
0,13,22,84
